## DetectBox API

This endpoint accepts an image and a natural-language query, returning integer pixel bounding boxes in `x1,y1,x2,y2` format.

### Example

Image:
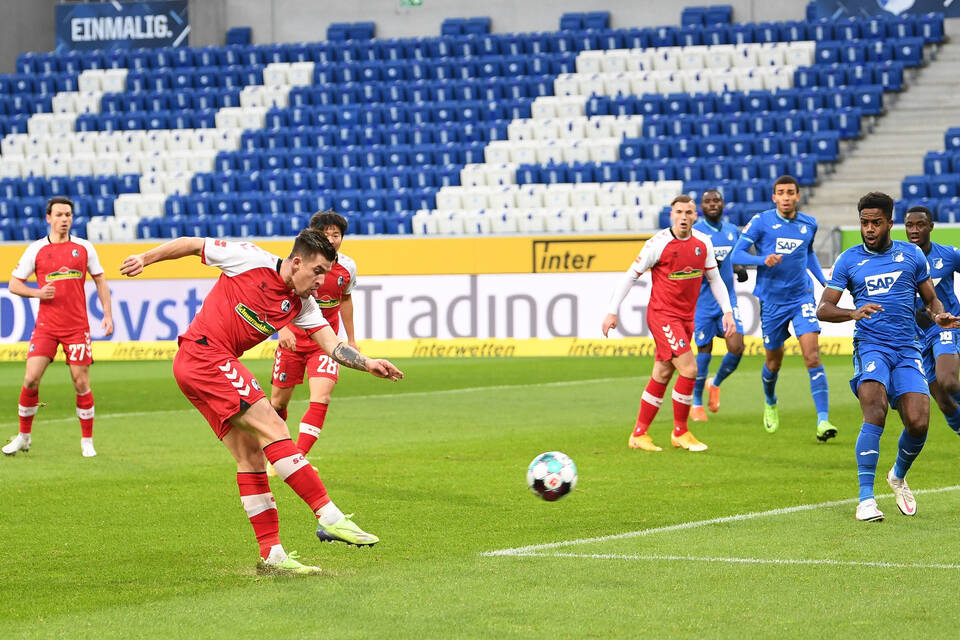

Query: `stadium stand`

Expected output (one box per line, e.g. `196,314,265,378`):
0,10,945,241
898,125,960,223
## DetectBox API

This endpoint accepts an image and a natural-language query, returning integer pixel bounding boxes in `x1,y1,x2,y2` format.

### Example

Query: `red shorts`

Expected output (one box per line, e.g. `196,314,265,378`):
173,340,267,439
649,314,694,362
272,345,340,388
29,328,93,366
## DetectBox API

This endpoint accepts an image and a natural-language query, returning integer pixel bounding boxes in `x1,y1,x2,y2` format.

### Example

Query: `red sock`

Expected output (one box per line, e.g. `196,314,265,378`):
18,387,39,435
672,376,695,437
275,406,288,421
263,439,330,511
76,390,94,438
296,402,328,454
237,472,280,559
633,379,667,437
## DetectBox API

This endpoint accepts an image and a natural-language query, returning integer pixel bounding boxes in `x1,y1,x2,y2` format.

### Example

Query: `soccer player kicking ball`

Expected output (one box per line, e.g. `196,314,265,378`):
732,175,839,442
690,189,747,422
270,212,358,465
120,230,403,575
904,206,960,435
817,193,960,522
603,195,735,452
3,196,113,458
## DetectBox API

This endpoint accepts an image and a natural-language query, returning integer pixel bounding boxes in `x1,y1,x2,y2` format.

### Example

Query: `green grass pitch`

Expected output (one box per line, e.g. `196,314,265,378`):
1,355,959,639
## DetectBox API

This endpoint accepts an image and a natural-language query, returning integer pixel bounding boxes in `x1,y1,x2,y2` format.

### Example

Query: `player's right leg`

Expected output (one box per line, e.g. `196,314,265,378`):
759,304,790,434
854,374,890,522
3,355,52,455
691,311,716,422
708,310,745,413
668,346,708,452
295,353,337,455
933,343,960,435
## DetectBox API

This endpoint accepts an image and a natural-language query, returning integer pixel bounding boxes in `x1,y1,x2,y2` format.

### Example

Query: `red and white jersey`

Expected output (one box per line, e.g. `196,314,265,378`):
291,252,356,351
11,235,104,335
631,228,718,319
180,239,329,356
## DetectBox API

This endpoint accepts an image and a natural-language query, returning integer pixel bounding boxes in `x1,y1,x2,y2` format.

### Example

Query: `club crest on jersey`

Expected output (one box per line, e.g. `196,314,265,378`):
934,258,944,269
800,224,808,234
865,361,877,373
775,238,804,254
281,299,290,313
251,378,262,391
278,373,287,382
71,249,79,257
235,303,277,335
338,275,344,287
46,266,82,281
727,232,734,241
864,271,902,295
695,246,702,256
668,266,703,280
893,252,905,263
771,223,782,229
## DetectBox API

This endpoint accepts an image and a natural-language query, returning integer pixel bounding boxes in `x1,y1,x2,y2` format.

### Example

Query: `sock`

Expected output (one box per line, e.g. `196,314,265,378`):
946,407,960,435
317,501,345,526
275,407,288,422
693,352,712,406
713,353,742,387
761,364,778,405
76,390,94,438
296,402,328,455
633,379,667,437
263,439,330,511
18,387,39,435
892,430,927,479
808,366,829,423
855,422,883,501
237,472,280,559
671,375,695,437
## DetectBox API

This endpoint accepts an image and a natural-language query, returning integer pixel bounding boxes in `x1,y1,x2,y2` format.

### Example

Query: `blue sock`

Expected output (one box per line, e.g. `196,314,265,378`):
712,353,742,387
946,408,960,435
693,352,712,406
856,423,883,501
893,430,927,479
761,364,778,405
808,365,830,423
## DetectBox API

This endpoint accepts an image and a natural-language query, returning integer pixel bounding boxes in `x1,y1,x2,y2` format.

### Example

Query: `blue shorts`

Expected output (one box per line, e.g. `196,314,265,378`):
760,296,821,351
920,328,960,383
850,342,928,409
694,305,744,347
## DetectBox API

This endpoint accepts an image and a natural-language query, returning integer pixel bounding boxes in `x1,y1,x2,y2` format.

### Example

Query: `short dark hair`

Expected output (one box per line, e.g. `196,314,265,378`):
773,175,800,192
857,192,894,219
46,196,74,216
905,205,934,223
290,228,337,262
309,210,348,235
671,194,694,206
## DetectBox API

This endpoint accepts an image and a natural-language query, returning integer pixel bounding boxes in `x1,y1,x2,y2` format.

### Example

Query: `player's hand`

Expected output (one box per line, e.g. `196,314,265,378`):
721,311,736,337
101,316,114,337
763,254,783,267
120,254,145,277
277,326,296,351
933,312,960,329
735,267,749,283
602,313,618,337
37,283,56,300
851,303,883,320
367,358,403,381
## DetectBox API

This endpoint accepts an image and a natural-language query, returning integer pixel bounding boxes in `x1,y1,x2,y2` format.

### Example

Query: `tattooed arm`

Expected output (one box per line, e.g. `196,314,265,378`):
309,325,403,381
332,341,369,372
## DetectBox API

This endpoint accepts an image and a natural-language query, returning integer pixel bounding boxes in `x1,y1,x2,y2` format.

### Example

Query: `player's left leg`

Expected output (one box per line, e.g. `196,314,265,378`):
669,348,708,452
886,392,928,517
691,311,717,421
3,355,52,455
760,303,792,434
854,379,888,522
797,330,837,442
68,362,97,458
934,347,960,435
708,312,745,413
296,354,338,455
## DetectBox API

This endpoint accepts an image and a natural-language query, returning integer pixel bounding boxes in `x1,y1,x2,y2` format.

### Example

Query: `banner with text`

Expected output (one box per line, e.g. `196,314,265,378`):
55,1,189,52
814,0,959,18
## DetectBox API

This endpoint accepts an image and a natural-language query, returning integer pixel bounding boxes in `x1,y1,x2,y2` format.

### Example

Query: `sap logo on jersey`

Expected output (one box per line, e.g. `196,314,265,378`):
713,245,732,261
775,238,804,254
864,271,902,295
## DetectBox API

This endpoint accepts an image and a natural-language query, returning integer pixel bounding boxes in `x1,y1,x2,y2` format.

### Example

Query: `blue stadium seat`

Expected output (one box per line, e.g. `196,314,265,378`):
902,176,930,199
944,127,960,150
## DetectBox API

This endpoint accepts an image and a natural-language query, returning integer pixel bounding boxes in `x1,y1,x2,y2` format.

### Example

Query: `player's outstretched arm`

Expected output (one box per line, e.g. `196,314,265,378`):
919,279,960,328
806,250,827,286
817,287,882,322
7,277,55,300
311,325,403,381
120,237,204,277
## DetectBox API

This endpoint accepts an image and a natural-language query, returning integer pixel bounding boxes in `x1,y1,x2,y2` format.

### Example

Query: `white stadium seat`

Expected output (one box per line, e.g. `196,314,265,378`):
516,209,547,233
515,185,545,208
544,209,574,233
599,208,629,232
570,209,601,232
411,210,438,235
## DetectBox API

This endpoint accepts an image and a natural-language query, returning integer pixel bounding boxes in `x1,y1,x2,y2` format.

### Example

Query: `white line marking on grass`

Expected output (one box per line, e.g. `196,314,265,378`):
0,376,642,428
508,552,960,571
482,485,960,557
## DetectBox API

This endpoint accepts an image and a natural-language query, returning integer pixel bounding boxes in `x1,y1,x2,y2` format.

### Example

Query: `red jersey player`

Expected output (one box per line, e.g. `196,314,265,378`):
120,229,402,576
270,211,357,461
3,196,114,458
602,195,734,453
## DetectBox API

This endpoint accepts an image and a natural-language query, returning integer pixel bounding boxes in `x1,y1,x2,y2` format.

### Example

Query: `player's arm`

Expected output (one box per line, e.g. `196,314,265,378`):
918,279,960,328
7,276,55,300
119,237,204,276
602,266,641,336
805,248,827,286
704,267,736,337
340,294,358,349
309,325,402,380
90,273,114,336
731,235,780,268
276,325,296,351
816,286,882,322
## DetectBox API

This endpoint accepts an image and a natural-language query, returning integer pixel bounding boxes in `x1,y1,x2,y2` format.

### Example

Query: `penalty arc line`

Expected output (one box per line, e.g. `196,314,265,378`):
481,485,960,557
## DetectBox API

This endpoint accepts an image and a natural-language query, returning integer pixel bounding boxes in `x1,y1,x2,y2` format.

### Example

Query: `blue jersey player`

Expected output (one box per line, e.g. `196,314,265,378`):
691,190,746,422
904,205,960,434
818,192,959,522
731,175,838,441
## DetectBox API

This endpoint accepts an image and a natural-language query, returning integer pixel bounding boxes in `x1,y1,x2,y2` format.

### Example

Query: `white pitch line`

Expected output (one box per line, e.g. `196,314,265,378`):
482,485,960,557
0,376,641,428
509,552,960,571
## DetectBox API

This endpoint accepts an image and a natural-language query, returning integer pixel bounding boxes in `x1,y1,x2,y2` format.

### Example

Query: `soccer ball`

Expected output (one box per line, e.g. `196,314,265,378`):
526,451,577,501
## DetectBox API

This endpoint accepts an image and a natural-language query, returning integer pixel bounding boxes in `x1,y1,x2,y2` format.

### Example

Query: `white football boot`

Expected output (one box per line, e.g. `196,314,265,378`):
886,468,917,516
81,437,97,458
855,498,884,522
2,433,31,455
